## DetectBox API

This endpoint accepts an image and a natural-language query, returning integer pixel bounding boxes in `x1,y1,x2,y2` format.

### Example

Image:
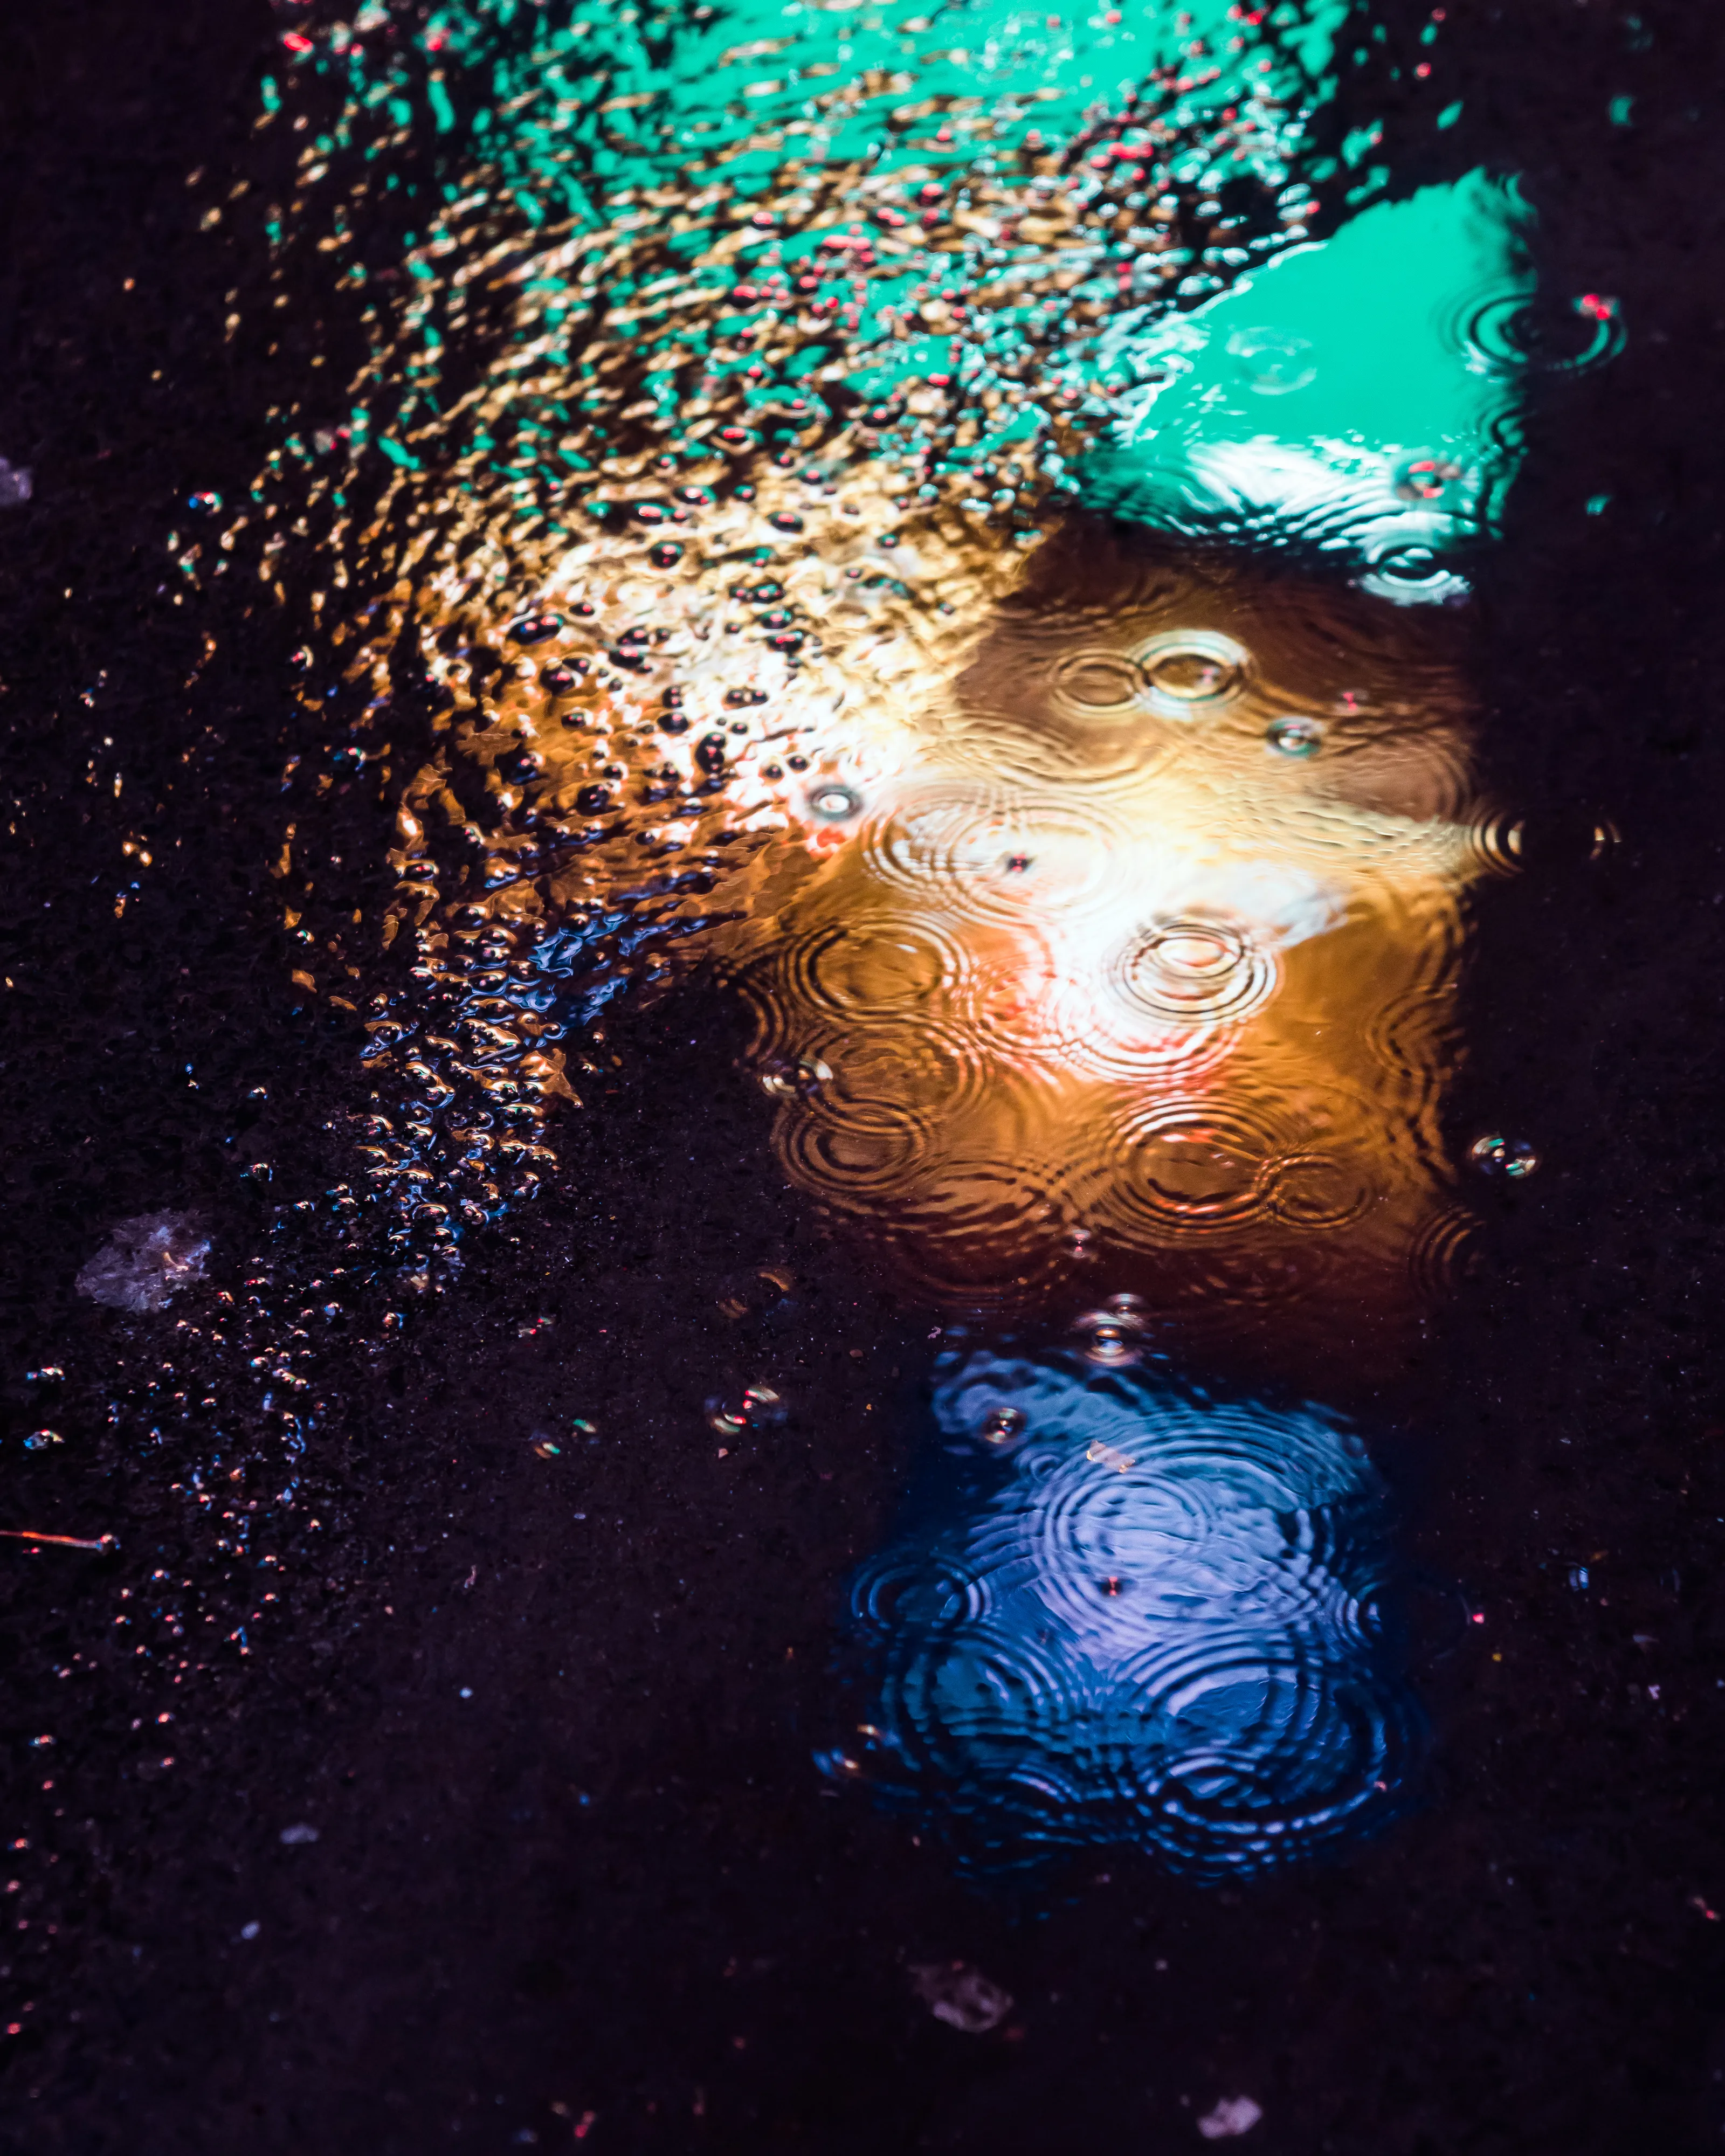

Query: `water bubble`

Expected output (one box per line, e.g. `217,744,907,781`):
1073,1296,1150,1367
1357,548,1470,607
757,1056,832,1098
807,782,862,823
1393,454,1466,506
706,1384,783,1436
1134,631,1247,716
979,1406,1029,1452
1225,326,1316,395
1468,1134,1538,1179
1265,715,1322,757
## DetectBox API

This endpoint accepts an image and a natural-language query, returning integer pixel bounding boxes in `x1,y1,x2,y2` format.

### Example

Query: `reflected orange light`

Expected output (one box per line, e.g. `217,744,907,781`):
715,521,1497,1376
386,515,1500,1379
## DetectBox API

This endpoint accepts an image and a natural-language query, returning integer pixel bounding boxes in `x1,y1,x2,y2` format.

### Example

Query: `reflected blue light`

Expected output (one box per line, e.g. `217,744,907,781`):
819,1345,1420,1879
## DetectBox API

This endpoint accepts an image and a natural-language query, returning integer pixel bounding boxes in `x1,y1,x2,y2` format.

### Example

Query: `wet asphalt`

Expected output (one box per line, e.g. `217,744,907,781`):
4,1,1725,2149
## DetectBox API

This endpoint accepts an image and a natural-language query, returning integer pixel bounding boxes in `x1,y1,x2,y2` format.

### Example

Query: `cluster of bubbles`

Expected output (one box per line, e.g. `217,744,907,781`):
819,1344,1420,1879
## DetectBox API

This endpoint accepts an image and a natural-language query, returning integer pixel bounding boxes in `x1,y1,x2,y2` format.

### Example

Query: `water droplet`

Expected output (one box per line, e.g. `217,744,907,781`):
758,1056,832,1098
808,782,862,823
706,1384,783,1436
978,1406,1027,1452
648,541,684,569
1135,631,1247,715
1393,454,1465,505
1358,547,1470,606
1265,715,1322,757
1073,1295,1149,1366
508,613,562,644
1469,1134,1538,1179
187,489,223,514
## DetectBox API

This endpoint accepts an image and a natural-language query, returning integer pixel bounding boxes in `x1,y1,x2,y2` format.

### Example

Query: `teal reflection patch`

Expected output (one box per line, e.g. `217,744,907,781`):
1080,171,1540,579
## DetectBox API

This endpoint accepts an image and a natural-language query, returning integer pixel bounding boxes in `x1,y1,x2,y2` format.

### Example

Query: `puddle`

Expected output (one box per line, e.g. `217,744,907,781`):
202,0,1625,1880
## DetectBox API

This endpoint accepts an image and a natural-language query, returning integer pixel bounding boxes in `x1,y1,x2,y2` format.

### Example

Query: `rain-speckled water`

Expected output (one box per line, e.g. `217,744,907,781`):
4,0,1723,2147
232,0,1590,1874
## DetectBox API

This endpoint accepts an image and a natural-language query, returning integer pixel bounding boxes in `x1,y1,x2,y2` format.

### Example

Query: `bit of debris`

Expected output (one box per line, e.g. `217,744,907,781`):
279,1823,320,1846
75,1212,210,1312
1197,2095,1264,2140
908,1960,1013,2033
0,459,32,507
0,1530,115,1553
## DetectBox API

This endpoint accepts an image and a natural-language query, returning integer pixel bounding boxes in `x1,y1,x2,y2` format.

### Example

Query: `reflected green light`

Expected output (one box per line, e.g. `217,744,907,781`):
1080,171,1542,575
